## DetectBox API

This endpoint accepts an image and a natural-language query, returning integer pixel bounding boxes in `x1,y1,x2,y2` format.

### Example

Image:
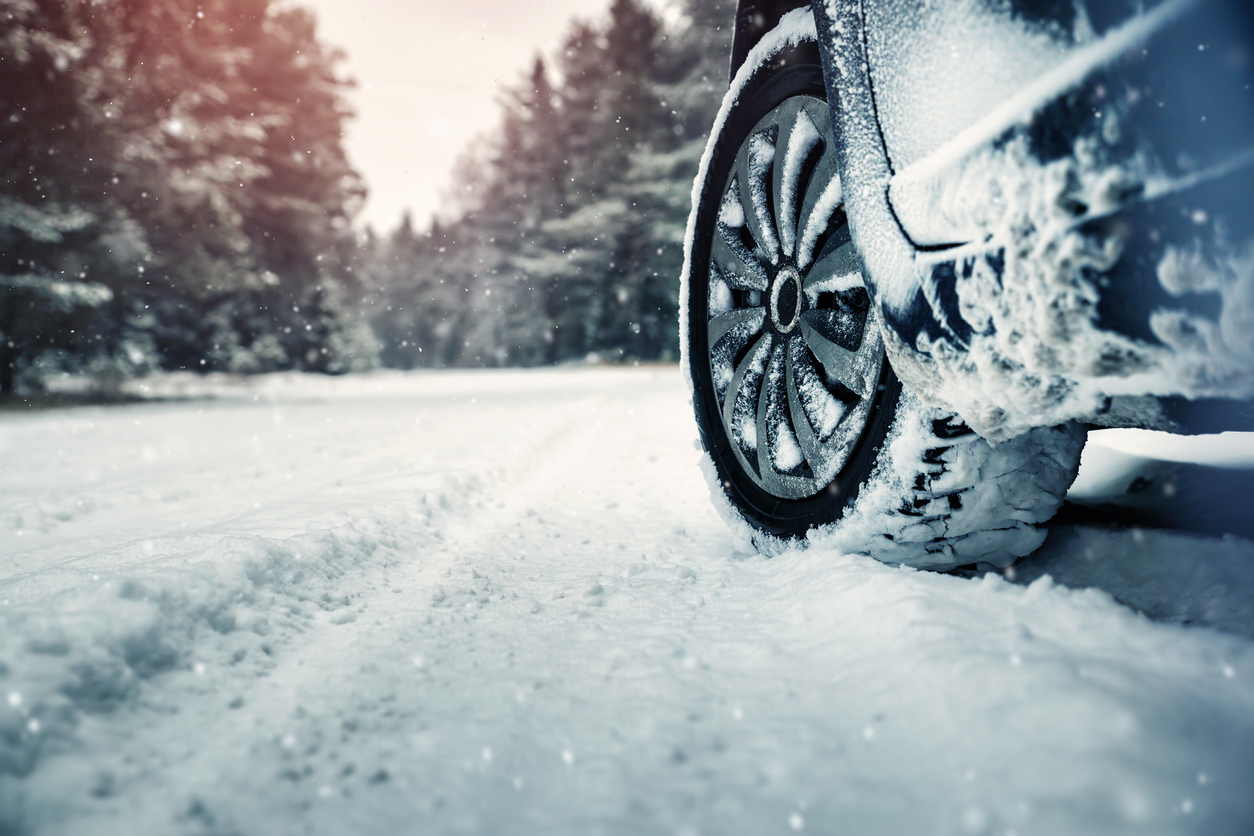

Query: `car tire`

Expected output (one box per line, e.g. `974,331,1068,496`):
680,9,1086,569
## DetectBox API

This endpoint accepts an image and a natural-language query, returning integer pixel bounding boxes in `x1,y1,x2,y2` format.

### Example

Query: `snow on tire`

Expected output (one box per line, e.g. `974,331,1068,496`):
806,392,1086,569
681,9,1086,569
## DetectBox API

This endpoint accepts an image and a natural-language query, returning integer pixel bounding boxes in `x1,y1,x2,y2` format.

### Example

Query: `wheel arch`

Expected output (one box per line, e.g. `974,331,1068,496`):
729,0,811,82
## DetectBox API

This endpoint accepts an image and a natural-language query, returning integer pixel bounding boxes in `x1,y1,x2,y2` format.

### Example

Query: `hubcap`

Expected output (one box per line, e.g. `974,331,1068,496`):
705,95,886,500
770,265,803,334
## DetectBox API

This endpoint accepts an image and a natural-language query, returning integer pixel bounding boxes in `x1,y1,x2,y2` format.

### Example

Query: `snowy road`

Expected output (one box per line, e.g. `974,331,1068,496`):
2,368,1253,835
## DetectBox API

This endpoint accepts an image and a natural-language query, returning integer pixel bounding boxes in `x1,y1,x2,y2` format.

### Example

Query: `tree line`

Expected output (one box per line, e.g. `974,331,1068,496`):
362,0,732,369
1,0,375,395
1,0,732,395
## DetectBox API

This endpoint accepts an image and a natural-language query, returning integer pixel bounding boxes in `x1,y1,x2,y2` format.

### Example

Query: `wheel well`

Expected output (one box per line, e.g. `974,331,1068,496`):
729,0,812,83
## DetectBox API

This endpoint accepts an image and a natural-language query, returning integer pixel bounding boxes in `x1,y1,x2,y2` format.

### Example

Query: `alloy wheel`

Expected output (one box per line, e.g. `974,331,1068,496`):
705,95,886,500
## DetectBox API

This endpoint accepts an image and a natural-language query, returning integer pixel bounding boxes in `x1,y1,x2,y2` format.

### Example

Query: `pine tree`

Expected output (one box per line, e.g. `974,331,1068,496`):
0,0,132,393
359,0,736,369
0,0,372,395
555,20,613,200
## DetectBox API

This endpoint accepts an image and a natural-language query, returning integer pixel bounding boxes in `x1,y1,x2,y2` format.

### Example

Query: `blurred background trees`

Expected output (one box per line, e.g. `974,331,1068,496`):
359,0,733,369
2,0,733,394
1,0,375,395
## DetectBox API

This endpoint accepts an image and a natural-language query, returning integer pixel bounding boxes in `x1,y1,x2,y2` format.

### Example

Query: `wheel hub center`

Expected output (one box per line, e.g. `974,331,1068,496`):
770,265,803,334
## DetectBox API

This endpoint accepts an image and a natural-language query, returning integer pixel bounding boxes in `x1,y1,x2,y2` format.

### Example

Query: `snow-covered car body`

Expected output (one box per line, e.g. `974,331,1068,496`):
731,0,1254,439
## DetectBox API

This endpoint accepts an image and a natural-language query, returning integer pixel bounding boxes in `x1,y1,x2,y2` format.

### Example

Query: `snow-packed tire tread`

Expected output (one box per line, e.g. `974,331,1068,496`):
801,391,1086,569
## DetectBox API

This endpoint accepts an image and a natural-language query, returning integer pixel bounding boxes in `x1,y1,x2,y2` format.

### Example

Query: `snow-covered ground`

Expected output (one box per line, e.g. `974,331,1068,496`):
2,367,1252,835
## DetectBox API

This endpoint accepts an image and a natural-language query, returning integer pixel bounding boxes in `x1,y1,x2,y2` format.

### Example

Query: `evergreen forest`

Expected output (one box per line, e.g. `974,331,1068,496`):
1,0,733,395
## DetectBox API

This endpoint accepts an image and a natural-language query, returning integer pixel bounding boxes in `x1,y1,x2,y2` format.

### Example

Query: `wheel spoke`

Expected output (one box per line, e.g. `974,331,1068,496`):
772,100,818,259
795,143,842,271
800,313,867,396
709,306,760,404
802,309,863,352
803,235,862,294
707,307,765,351
785,334,866,482
754,343,813,494
737,129,780,265
755,343,785,485
784,341,827,471
722,332,771,449
789,336,848,434
712,223,769,290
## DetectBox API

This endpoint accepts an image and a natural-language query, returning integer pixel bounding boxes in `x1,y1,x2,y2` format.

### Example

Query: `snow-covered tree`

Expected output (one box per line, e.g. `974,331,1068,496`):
360,0,732,369
0,0,372,394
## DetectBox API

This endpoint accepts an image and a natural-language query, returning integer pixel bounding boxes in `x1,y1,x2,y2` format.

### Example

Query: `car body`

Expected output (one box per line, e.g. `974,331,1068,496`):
726,0,1254,441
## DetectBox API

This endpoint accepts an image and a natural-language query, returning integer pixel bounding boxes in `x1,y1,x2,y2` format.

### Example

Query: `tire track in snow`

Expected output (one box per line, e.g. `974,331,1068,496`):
0,377,666,834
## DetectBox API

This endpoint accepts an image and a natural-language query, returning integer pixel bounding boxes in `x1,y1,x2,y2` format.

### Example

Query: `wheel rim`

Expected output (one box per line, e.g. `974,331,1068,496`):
705,95,886,500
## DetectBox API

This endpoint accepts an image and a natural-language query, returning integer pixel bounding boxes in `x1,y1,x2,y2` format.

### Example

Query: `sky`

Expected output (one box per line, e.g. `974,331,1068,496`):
297,0,648,234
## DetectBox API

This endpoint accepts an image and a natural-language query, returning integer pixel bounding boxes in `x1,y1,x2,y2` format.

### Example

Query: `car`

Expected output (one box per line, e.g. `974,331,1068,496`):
682,0,1254,568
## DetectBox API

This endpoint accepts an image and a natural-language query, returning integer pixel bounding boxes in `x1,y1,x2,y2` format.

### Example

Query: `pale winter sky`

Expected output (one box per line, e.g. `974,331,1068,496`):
298,0,670,234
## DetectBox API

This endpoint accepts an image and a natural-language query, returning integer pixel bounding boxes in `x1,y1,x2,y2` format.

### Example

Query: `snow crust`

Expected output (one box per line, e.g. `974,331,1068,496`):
862,0,1077,173
2,368,1254,833
1084,428,1254,468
